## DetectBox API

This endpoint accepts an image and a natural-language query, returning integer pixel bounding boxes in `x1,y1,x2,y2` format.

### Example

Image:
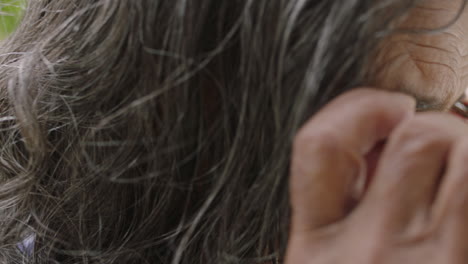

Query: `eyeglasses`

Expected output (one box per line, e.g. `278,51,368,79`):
451,100,468,118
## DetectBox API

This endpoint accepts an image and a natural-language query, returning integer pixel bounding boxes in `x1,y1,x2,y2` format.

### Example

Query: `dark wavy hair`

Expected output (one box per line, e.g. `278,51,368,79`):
0,0,432,263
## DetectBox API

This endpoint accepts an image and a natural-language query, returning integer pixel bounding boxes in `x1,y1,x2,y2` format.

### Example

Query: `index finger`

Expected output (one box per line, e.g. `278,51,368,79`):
303,88,416,154
290,88,415,233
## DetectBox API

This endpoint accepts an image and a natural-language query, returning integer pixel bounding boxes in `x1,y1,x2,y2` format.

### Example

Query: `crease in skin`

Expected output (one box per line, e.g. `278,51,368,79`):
401,40,453,56
402,0,467,31
411,59,457,78
371,43,466,111
371,41,459,110
413,7,457,12
368,0,468,112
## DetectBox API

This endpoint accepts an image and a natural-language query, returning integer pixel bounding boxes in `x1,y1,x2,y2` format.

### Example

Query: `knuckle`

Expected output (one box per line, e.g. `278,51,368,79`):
290,128,343,191
293,126,340,157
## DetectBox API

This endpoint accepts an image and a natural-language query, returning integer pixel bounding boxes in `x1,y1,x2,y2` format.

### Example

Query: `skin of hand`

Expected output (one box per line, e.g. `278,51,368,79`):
285,1,468,262
286,88,468,263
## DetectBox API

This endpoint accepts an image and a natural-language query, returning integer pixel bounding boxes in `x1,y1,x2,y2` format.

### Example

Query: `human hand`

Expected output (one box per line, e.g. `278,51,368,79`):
286,88,468,263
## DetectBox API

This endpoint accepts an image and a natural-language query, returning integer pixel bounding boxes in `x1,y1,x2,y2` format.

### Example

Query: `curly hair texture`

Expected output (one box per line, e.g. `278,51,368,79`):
0,0,446,263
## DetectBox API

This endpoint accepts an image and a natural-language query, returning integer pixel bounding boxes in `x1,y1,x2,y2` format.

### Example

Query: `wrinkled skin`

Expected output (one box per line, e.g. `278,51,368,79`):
286,1,468,263
372,0,468,108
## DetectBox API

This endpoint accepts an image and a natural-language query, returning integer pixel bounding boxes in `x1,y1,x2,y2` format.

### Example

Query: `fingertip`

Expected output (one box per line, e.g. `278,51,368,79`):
388,91,417,114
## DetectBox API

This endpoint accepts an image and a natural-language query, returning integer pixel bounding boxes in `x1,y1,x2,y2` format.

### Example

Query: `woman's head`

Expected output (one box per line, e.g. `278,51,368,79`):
0,0,464,262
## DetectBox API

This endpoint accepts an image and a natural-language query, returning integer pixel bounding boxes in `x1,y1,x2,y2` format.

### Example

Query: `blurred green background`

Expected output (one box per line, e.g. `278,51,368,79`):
0,0,24,39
